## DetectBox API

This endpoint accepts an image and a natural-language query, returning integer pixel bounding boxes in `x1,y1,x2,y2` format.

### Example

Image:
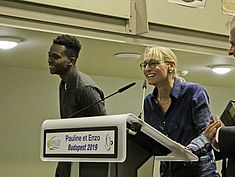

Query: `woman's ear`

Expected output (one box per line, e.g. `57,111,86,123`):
168,61,176,73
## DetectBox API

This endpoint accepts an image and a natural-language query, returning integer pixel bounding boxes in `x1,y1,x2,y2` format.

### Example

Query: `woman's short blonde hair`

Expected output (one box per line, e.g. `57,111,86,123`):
144,46,177,76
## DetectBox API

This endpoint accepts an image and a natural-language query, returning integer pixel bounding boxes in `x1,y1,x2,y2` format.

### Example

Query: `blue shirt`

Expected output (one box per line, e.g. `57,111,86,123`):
144,79,218,177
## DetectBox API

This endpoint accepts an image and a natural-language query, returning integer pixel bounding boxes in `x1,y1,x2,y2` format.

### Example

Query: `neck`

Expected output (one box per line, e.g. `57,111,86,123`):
156,79,174,101
60,66,76,84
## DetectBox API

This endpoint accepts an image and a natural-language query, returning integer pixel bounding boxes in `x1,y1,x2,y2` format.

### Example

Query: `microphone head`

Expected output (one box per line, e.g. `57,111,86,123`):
143,80,147,89
118,82,136,93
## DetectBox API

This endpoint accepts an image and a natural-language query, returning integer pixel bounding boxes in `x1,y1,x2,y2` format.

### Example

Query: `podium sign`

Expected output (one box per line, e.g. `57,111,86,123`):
41,114,128,162
44,126,117,158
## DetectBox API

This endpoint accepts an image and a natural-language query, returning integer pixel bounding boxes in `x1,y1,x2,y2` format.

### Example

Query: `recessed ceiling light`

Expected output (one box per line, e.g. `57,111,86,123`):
209,65,233,75
0,37,21,50
115,53,141,60
179,70,188,76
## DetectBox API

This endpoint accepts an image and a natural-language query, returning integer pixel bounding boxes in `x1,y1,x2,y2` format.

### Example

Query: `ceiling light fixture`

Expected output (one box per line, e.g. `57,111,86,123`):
0,37,21,50
115,52,141,60
209,65,233,75
178,70,189,76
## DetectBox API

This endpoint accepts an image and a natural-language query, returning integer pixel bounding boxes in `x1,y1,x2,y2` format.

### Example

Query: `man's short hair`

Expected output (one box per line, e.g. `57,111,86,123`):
53,34,81,59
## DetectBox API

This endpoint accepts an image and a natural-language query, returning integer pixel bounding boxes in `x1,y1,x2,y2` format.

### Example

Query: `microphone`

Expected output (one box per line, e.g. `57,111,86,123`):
117,82,136,93
127,81,146,136
138,80,147,119
69,82,136,118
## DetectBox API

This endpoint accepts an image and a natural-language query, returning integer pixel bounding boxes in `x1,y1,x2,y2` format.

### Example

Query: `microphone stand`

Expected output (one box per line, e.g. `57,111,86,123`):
138,80,147,120
129,80,147,135
69,82,136,118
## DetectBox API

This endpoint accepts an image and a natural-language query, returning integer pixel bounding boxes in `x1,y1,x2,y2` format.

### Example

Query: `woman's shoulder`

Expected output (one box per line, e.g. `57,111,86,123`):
175,79,205,95
178,79,203,90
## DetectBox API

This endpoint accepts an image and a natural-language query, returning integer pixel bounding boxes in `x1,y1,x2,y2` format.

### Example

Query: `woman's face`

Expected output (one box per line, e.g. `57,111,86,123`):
142,57,170,86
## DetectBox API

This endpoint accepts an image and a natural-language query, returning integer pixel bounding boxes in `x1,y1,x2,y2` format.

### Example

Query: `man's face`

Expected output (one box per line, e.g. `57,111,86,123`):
48,44,71,75
228,26,235,57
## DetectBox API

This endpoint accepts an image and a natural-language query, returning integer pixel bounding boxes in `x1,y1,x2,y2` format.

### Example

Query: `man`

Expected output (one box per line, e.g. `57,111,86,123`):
204,16,235,177
48,34,108,177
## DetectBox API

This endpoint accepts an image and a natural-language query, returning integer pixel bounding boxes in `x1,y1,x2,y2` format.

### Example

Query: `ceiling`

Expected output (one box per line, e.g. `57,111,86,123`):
1,25,235,88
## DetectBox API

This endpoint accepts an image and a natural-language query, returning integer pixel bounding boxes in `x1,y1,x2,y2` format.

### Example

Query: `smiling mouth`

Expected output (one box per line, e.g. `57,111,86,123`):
146,73,156,78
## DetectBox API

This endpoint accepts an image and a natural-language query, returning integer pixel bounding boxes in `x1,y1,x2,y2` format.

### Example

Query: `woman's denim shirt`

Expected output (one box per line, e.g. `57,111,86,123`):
144,79,218,177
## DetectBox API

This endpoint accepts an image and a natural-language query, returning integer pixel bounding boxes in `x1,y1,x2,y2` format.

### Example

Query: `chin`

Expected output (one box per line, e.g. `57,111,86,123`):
146,80,154,86
49,70,54,74
49,68,56,74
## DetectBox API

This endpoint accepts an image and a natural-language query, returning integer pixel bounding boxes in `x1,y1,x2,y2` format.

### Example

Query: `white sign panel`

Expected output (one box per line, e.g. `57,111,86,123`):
43,126,117,159
22,0,130,18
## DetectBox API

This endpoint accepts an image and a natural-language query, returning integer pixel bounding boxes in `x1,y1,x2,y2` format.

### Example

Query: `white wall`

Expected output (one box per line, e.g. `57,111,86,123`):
0,67,59,177
0,67,149,177
204,85,235,116
0,67,231,177
147,0,230,35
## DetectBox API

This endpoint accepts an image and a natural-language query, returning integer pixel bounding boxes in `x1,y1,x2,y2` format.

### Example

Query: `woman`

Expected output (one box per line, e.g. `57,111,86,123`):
140,46,219,177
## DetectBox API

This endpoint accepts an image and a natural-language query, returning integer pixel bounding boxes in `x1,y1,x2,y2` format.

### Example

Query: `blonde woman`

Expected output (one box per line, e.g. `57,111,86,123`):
139,46,219,177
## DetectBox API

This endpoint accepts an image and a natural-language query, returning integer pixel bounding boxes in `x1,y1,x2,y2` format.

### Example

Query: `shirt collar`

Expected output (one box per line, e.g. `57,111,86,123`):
61,68,78,90
151,78,182,99
171,78,182,99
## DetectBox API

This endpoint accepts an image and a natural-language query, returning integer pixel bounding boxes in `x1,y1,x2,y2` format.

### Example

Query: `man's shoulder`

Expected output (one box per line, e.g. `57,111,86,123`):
77,71,97,87
75,71,104,97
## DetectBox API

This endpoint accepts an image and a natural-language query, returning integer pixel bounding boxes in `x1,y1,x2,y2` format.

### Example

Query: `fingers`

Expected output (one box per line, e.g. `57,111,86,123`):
204,120,221,142
204,126,217,142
